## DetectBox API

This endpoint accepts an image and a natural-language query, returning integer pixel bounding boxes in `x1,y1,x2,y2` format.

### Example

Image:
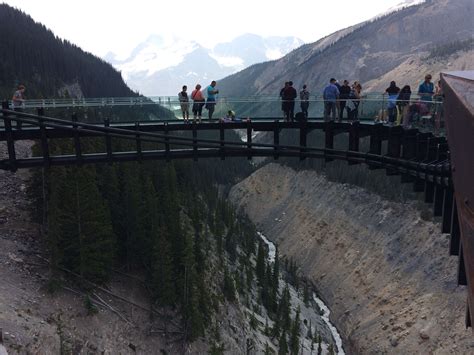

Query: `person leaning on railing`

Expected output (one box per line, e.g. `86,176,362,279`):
346,82,361,121
178,85,190,123
191,84,205,123
385,81,400,125
434,80,444,135
323,78,340,122
397,85,412,127
418,74,434,108
12,84,26,129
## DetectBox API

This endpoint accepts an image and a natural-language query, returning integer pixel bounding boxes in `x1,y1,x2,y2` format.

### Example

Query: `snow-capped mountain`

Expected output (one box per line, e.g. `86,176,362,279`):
105,34,304,96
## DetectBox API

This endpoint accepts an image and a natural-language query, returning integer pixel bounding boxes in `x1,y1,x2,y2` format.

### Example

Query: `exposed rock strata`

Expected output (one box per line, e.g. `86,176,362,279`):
229,163,472,353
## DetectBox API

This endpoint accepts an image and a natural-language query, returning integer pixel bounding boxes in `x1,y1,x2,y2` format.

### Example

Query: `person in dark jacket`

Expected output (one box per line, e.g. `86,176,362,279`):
282,81,297,122
338,80,351,120
397,85,412,127
280,82,289,118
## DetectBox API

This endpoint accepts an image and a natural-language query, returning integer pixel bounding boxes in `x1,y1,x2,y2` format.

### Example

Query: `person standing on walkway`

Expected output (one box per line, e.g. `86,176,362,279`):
348,81,362,121
397,85,412,127
385,81,400,125
434,80,443,134
418,74,434,107
191,84,205,123
338,80,351,120
280,82,289,118
12,84,26,129
205,80,219,120
323,78,339,122
282,81,297,122
178,85,190,122
300,84,310,118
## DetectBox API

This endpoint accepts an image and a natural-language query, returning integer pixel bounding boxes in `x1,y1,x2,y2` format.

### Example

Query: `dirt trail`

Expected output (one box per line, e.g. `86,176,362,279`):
229,163,473,354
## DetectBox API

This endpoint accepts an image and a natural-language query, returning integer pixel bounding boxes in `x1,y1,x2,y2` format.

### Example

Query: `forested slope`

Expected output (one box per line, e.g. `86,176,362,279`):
0,3,270,349
0,4,134,99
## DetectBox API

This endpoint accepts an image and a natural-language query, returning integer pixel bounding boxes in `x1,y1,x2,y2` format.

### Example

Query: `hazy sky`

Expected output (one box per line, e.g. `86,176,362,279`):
3,0,409,58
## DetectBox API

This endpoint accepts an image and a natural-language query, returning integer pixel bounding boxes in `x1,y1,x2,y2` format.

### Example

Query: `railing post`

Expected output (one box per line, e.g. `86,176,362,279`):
135,121,142,162
442,187,454,234
433,141,448,216
386,125,403,175
192,121,198,162
367,123,382,169
449,200,461,256
164,122,170,162
299,119,307,161
348,121,360,165
38,108,50,167
273,120,279,160
413,132,430,192
458,242,467,286
104,118,112,162
400,128,418,183
246,120,252,160
2,101,17,171
72,113,82,165
423,136,439,203
220,122,225,160
325,120,334,162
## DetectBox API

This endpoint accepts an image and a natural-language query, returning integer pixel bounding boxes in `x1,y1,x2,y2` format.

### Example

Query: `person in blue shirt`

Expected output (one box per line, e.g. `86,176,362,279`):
323,78,340,122
205,80,219,120
418,74,434,105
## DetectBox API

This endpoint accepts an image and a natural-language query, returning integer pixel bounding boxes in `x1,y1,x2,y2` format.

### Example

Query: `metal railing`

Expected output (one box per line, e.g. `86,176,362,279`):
2,94,444,134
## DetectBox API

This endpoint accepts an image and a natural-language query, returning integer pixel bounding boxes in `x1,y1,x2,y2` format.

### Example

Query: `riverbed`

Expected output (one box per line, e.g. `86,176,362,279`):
258,231,345,354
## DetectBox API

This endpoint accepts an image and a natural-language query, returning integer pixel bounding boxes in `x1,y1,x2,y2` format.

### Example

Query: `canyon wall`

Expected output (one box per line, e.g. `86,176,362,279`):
229,163,472,353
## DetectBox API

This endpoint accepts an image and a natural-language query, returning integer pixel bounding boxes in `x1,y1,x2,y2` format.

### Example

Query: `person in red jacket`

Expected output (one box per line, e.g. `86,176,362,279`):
191,84,205,123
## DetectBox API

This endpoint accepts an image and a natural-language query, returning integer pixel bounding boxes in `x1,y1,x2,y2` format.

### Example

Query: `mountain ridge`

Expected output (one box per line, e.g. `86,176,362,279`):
218,0,473,97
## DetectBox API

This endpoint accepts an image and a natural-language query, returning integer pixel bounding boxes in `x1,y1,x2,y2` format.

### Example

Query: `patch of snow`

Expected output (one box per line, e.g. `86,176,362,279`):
265,48,283,60
208,52,244,68
378,0,425,17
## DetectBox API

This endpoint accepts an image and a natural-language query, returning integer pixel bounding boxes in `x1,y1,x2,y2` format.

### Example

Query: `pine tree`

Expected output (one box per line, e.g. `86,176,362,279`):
223,267,236,302
264,342,274,355
151,228,175,306
182,232,205,340
279,284,292,334
289,306,301,355
49,166,115,284
272,247,280,291
246,264,254,292
328,343,335,355
256,242,266,286
317,334,322,355
278,332,288,355
303,282,310,306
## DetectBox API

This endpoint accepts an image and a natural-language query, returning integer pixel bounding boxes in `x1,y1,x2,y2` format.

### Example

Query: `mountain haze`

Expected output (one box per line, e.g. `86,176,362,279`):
219,0,474,96
106,34,304,96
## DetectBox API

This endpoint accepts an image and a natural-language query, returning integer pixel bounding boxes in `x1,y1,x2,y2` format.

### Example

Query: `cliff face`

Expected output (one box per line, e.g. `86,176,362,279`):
229,163,472,353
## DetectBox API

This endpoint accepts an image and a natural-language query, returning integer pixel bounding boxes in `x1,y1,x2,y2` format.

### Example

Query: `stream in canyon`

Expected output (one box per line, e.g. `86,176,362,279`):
258,232,345,354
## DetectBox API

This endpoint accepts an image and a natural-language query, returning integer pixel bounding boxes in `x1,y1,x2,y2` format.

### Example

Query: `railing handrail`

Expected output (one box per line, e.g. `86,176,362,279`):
3,93,443,109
